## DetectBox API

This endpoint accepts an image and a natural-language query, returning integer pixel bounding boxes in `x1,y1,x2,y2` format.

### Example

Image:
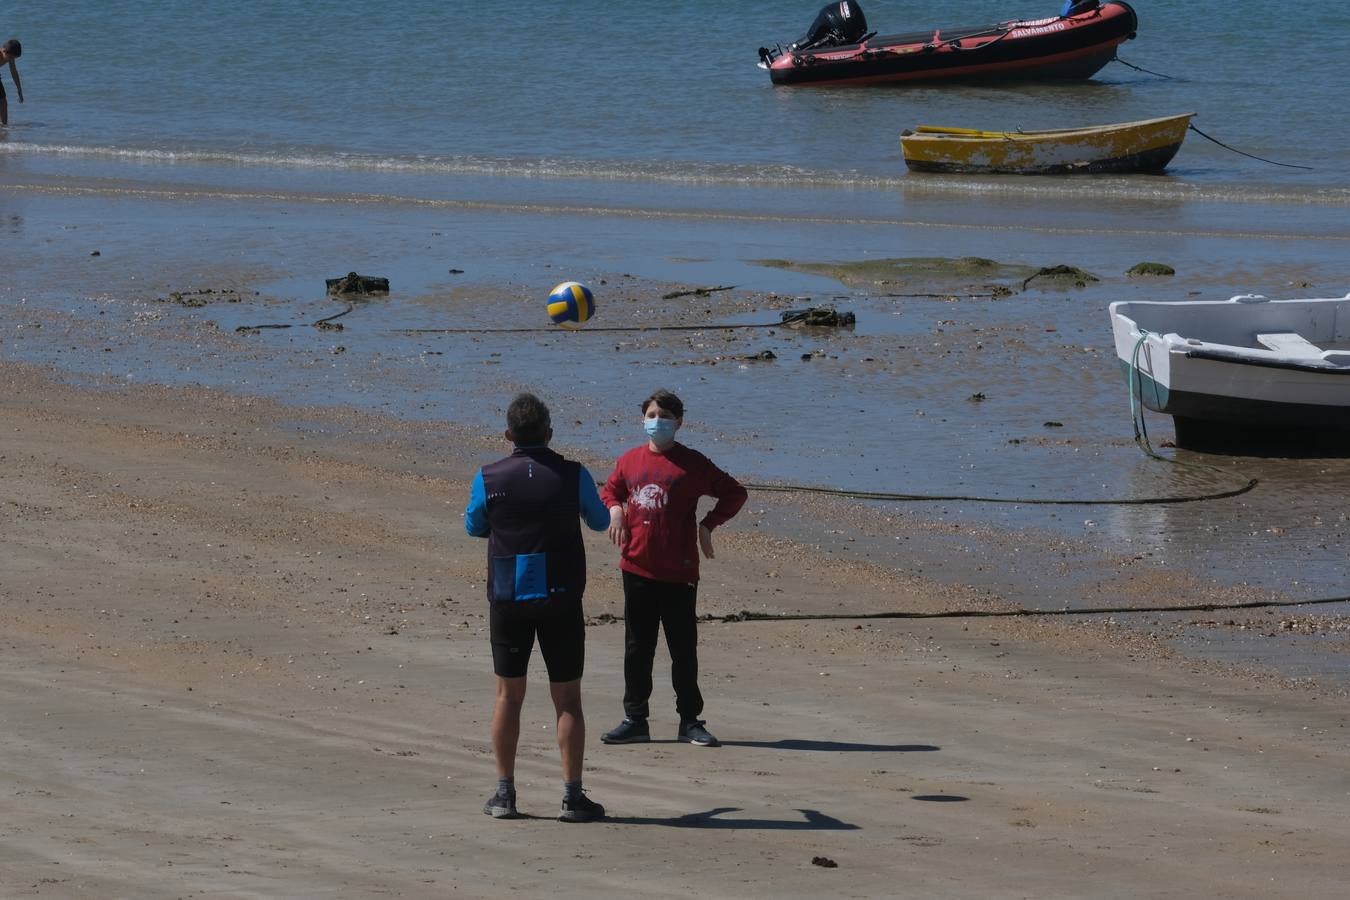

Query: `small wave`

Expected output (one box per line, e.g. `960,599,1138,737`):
2,140,1347,208
898,173,1350,207
0,140,851,185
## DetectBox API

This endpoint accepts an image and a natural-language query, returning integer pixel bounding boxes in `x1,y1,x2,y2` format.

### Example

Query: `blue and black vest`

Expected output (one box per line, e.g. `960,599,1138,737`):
480,447,587,605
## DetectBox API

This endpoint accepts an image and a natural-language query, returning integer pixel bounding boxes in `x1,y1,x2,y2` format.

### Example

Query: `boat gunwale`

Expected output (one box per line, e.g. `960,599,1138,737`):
1110,296,1350,376
905,113,1195,144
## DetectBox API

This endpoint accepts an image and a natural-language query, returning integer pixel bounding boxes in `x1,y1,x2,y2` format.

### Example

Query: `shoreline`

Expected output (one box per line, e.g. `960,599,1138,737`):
2,362,1347,897
7,119,1350,206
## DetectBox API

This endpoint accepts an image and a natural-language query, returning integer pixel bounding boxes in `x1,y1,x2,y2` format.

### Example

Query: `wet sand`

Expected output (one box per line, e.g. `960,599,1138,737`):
3,364,1348,898
5,182,1348,671
3,175,1349,895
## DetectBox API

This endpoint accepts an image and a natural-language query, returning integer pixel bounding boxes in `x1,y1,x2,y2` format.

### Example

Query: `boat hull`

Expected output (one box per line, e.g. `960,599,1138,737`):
1119,360,1350,424
763,1,1137,87
901,113,1192,175
1109,296,1350,454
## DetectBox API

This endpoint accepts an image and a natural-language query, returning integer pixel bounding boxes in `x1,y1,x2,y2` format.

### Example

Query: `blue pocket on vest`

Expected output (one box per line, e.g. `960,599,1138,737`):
492,553,549,602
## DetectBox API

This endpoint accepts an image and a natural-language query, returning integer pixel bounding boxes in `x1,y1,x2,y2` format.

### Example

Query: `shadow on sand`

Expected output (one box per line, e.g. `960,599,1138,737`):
606,806,860,830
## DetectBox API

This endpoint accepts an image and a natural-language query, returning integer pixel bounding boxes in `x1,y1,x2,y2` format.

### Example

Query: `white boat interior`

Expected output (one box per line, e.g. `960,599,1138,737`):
1112,294,1350,367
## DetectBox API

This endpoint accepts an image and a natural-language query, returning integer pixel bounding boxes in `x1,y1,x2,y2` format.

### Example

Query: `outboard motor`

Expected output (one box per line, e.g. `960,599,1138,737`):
791,1,869,52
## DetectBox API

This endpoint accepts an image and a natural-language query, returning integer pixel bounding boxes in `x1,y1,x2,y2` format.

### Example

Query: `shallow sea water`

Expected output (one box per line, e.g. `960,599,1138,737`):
7,1,1350,198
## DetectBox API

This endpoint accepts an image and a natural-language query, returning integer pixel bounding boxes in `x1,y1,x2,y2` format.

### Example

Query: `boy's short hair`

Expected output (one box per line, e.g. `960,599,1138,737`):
642,389,684,418
507,393,551,445
2,40,20,58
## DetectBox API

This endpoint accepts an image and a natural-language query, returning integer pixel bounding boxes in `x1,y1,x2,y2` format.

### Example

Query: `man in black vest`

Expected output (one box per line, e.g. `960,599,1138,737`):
465,393,610,822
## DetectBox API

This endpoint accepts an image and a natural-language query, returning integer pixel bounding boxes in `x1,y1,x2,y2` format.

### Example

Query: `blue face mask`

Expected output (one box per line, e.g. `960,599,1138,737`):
644,416,677,442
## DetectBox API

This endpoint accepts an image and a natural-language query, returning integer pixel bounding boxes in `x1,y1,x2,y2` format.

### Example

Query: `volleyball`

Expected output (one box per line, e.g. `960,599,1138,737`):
546,281,595,328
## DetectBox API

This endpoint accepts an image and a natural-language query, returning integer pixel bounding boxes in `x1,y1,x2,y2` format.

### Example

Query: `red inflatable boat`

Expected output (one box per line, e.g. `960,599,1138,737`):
758,1,1137,86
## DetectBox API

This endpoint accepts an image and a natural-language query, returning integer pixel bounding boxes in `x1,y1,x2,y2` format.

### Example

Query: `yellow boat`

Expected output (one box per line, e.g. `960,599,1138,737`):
900,113,1194,175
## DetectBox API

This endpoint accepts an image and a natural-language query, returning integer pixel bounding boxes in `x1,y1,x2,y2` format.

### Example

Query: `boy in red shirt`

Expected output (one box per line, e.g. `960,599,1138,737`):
600,389,747,747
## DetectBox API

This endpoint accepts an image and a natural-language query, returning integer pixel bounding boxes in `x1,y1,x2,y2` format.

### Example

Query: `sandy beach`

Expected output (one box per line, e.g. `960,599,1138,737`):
3,362,1347,898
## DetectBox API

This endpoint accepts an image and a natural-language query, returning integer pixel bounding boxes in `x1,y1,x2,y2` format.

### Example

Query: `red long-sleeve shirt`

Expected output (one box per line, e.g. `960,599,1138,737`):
601,442,747,585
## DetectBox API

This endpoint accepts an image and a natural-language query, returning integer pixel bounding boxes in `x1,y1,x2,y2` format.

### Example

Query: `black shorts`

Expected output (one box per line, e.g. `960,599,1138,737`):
489,598,585,682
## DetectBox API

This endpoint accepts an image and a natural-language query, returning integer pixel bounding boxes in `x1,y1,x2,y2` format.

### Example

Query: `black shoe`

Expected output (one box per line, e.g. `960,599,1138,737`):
483,789,519,819
678,719,720,747
559,792,605,823
600,717,650,744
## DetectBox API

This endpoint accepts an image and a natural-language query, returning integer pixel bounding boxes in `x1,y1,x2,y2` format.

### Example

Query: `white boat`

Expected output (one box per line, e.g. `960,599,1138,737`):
1109,293,1350,452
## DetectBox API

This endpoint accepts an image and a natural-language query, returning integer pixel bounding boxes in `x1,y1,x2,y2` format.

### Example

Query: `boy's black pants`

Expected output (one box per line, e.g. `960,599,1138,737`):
621,570,703,722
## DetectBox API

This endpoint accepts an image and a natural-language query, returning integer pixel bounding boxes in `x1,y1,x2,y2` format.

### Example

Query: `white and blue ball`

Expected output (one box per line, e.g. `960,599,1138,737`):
546,281,595,328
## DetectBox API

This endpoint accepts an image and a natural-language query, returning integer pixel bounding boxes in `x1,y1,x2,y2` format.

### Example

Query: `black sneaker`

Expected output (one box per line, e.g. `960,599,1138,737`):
677,719,720,747
600,717,650,744
482,789,518,819
559,792,605,823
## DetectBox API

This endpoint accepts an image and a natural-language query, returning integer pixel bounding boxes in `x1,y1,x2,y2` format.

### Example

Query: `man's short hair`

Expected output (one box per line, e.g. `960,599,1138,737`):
2,40,20,58
507,393,551,445
642,389,684,418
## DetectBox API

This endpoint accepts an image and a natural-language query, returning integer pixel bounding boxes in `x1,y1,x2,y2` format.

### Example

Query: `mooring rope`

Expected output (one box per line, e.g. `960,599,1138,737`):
705,327,1254,507
1112,56,1175,79
357,302,1253,507
688,331,1326,625
236,303,354,333
314,304,354,326
1122,327,1259,495
1129,330,1160,456
391,295,1001,335
1105,59,1312,170
392,321,779,335
1186,123,1313,170
692,334,1310,625
738,477,1254,507
706,593,1350,623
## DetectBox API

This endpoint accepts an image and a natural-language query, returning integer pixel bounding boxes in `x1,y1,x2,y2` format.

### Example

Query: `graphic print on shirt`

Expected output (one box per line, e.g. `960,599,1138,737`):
632,483,668,511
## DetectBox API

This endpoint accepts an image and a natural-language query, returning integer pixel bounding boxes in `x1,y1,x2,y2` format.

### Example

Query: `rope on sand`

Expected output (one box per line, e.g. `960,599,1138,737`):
580,341,1257,510
708,594,1350,623
314,303,354,327
739,344,1259,506
404,309,1258,506
236,303,355,333
739,478,1256,507
393,321,780,335
1118,331,1261,501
